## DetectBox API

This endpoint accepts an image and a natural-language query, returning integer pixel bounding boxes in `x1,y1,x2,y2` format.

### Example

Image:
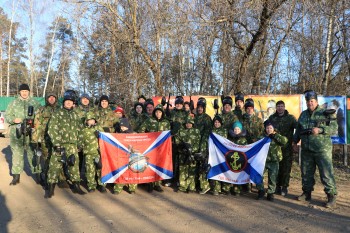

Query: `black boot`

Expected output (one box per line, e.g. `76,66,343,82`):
267,193,274,201
257,190,265,200
46,183,56,198
72,182,86,195
9,174,20,185
297,191,311,202
325,193,337,208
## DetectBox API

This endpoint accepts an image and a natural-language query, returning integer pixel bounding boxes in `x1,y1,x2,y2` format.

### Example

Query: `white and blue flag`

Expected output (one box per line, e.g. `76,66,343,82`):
208,133,271,185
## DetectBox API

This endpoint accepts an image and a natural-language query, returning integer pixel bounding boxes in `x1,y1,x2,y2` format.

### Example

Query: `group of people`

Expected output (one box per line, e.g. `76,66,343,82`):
5,84,338,208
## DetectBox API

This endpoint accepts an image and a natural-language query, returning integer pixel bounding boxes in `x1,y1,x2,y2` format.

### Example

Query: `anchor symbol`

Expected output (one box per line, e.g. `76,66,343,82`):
230,152,241,170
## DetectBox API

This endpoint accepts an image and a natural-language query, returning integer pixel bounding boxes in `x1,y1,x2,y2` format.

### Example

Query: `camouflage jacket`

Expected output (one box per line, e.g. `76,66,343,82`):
139,117,170,133
194,113,212,151
228,131,247,145
130,113,149,133
169,108,189,126
95,107,119,133
233,107,244,122
268,110,297,149
79,124,103,155
212,127,228,138
48,108,82,146
294,105,337,153
5,95,41,138
220,111,238,131
75,104,96,124
242,113,264,144
176,127,201,153
266,133,288,162
32,104,60,143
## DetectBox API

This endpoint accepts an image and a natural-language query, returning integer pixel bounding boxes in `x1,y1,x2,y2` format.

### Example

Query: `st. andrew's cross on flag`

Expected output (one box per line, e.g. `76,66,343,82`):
99,131,173,184
208,133,271,185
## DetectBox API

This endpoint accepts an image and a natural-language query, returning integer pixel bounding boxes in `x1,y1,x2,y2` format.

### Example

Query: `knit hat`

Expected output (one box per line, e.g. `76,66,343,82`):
233,121,243,130
114,106,124,114
235,93,244,102
244,98,254,109
81,93,90,99
99,95,109,103
134,102,144,109
304,90,317,101
222,96,233,107
19,84,30,92
213,115,223,125
175,96,184,105
264,120,274,129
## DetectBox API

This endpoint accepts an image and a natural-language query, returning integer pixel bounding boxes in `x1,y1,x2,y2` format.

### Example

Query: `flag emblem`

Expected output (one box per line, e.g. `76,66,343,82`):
225,150,247,173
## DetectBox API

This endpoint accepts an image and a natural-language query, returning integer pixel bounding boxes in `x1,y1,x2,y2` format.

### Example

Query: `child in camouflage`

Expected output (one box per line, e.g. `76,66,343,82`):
256,120,287,201
79,112,106,193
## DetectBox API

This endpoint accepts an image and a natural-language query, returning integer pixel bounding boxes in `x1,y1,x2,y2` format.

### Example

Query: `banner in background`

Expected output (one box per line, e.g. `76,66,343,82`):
99,131,173,184
301,96,346,144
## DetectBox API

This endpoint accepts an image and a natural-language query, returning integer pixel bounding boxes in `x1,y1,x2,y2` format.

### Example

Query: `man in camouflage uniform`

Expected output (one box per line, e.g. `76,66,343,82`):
211,115,228,195
194,97,212,194
79,112,106,193
220,96,238,132
145,99,155,117
242,98,265,144
46,91,85,198
257,120,288,201
268,100,297,196
233,93,245,122
168,96,189,187
293,90,338,208
175,116,200,193
95,95,119,133
74,93,96,177
32,92,60,187
6,84,41,185
139,104,171,192
130,102,149,133
241,98,264,192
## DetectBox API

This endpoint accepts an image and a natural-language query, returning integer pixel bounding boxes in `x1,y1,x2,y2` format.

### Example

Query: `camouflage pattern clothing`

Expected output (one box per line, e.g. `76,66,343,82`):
257,133,288,194
194,112,212,192
293,105,338,195
95,107,119,133
242,113,264,143
130,112,149,133
176,127,201,192
32,95,60,183
75,104,96,124
268,110,297,188
47,107,82,184
220,111,238,132
6,95,41,175
79,122,105,191
233,107,244,122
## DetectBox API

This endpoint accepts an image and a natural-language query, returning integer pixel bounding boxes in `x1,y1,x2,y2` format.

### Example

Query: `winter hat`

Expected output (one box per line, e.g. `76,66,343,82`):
264,120,274,129
99,95,109,103
244,98,254,109
222,96,233,107
213,115,223,125
114,106,124,115
304,90,317,101
233,121,243,130
19,84,30,92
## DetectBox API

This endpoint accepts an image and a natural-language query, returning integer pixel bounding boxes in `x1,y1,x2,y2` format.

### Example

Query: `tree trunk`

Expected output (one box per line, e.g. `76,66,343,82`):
322,0,335,95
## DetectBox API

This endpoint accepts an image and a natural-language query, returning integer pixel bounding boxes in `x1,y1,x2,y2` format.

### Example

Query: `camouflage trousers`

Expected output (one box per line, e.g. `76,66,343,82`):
114,184,137,193
85,153,104,190
179,162,196,192
10,135,40,174
38,139,53,182
257,161,279,194
213,181,232,192
47,144,80,184
277,153,293,188
301,150,337,195
196,162,210,190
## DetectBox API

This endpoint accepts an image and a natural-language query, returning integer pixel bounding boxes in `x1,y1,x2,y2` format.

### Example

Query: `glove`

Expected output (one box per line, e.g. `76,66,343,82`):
269,133,275,139
67,154,76,166
94,130,100,138
170,122,181,135
102,127,110,133
114,122,121,133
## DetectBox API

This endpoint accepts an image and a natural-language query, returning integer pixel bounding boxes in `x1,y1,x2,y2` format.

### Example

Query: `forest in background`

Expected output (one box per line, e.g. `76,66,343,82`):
0,0,349,106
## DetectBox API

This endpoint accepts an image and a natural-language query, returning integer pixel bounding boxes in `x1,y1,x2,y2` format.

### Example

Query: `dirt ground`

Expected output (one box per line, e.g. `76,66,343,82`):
0,137,350,233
